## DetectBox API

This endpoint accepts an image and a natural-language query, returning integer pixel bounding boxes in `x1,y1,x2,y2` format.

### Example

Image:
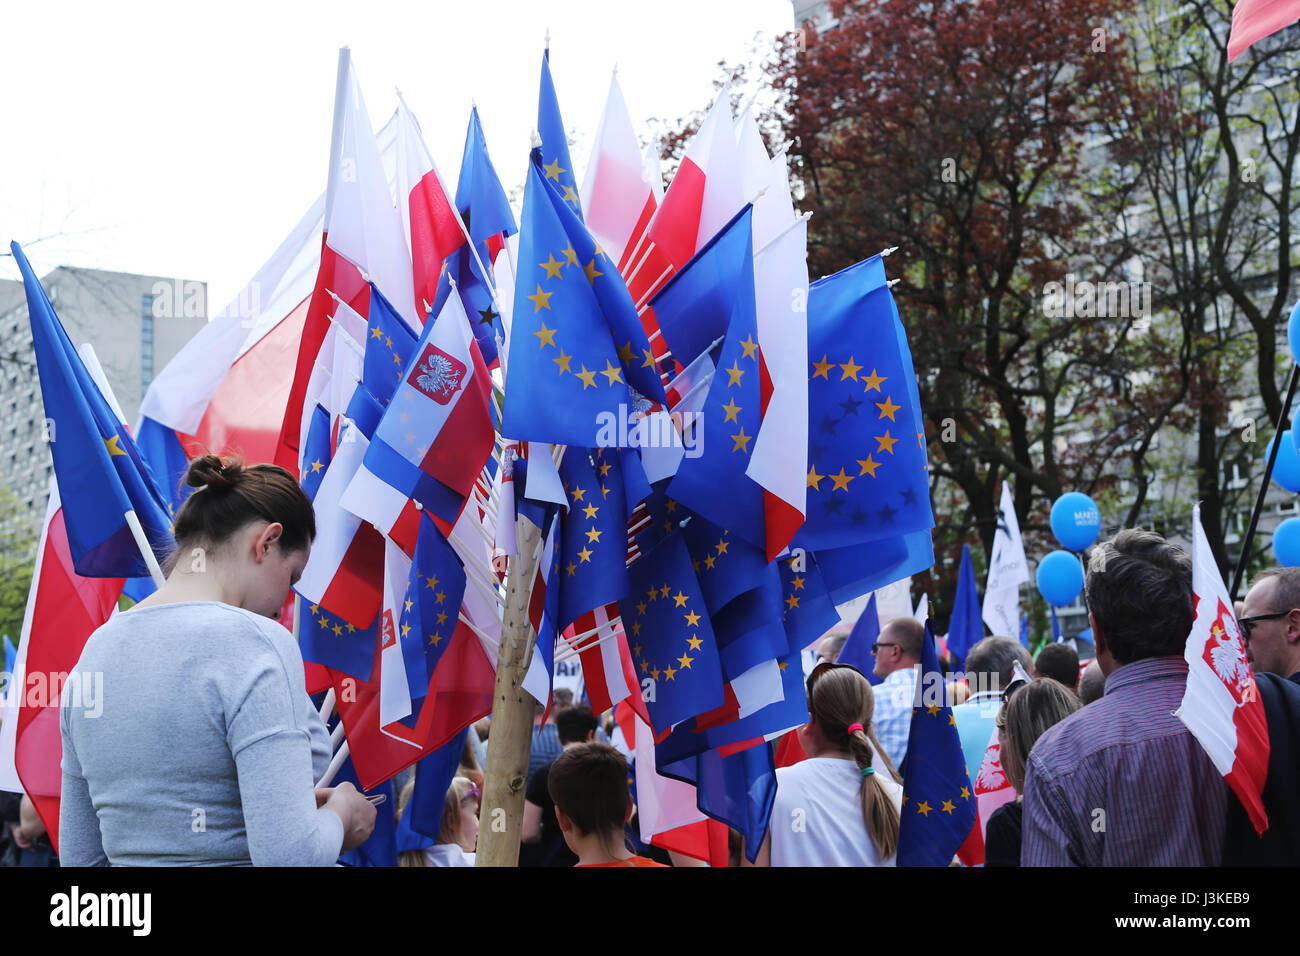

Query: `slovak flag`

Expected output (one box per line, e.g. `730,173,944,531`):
1175,503,1270,835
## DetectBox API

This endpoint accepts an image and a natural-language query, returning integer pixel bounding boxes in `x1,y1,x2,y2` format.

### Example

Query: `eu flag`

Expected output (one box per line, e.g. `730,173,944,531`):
363,283,419,403
797,254,933,551
665,208,765,549
557,447,630,631
838,593,883,686
778,551,841,655
659,742,776,865
402,727,472,842
300,598,378,682
502,150,666,448
403,513,469,681
12,240,173,577
705,650,808,748
334,753,397,867
813,530,935,606
897,620,977,867
299,404,332,501
945,544,984,667
619,531,725,731
710,564,788,682
537,49,584,222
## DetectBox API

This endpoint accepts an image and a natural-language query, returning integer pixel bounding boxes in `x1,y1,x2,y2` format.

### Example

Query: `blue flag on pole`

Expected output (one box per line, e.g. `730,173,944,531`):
797,254,932,552
838,593,883,686
363,284,419,403
401,727,472,844
404,513,469,683
334,753,397,867
299,405,332,501
778,551,842,655
813,530,935,606
557,447,629,631
300,598,378,682
12,241,173,578
897,619,977,867
502,150,666,447
537,48,584,222
945,544,984,667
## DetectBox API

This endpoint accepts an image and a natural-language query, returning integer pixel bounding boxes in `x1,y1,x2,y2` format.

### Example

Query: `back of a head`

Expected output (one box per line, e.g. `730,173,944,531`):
965,636,1033,694
1085,529,1192,665
809,666,901,860
881,616,924,661
820,632,849,662
552,687,574,711
548,741,630,842
168,454,315,568
999,679,1082,793
556,705,596,745
1077,660,1105,705
1035,643,1080,690
1252,567,1300,615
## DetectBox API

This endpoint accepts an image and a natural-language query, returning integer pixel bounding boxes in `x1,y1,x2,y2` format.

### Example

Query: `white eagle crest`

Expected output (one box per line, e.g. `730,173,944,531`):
975,753,1007,792
1208,618,1251,694
416,352,461,399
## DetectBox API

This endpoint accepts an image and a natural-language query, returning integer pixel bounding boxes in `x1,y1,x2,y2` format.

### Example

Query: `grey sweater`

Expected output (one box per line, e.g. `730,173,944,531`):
59,601,345,866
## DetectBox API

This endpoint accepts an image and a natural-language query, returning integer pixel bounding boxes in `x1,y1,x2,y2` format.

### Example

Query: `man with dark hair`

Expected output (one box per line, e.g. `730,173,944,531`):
549,742,667,866
521,705,597,867
953,636,1033,787
871,616,924,769
1076,660,1105,705
1240,567,1300,683
1023,529,1228,866
1034,643,1080,691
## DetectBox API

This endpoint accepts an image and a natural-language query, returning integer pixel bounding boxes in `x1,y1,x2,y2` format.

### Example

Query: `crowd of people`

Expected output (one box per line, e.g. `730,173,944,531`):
3,457,1300,867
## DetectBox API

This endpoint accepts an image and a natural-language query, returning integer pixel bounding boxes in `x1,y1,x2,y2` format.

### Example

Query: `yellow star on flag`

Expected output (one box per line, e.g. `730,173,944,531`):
941,800,956,814
731,428,752,453
540,254,565,280
662,665,677,681
578,546,594,563
862,368,886,391
721,398,742,423
739,335,758,360
829,468,854,492
840,356,863,380
553,349,572,374
687,635,703,650
584,259,604,285
575,365,598,389
104,435,126,456
527,285,553,312
676,653,694,670
600,360,623,386
812,354,835,379
807,466,825,490
726,361,745,386
543,158,566,180
684,610,701,626
916,801,932,817
534,322,557,348
876,431,898,455
582,503,599,519
876,395,901,421
858,455,880,478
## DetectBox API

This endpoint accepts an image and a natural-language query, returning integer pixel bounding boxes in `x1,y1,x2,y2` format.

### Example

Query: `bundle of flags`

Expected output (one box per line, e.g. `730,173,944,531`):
4,41,952,866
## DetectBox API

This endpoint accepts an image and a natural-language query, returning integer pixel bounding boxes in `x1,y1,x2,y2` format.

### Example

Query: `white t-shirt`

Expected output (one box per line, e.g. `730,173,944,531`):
425,844,475,867
770,757,903,867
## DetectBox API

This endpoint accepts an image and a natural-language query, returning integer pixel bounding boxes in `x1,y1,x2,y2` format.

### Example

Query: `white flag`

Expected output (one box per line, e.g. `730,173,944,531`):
982,481,1029,637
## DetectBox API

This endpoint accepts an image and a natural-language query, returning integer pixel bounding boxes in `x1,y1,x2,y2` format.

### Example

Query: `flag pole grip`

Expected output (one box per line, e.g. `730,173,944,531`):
124,510,166,588
1231,363,1300,600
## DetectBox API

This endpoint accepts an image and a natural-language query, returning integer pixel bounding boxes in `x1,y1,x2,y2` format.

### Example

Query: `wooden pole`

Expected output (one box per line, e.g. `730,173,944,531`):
475,514,541,867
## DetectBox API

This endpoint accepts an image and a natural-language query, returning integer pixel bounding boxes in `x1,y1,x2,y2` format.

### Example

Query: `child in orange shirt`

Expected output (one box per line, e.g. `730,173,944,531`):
548,742,668,867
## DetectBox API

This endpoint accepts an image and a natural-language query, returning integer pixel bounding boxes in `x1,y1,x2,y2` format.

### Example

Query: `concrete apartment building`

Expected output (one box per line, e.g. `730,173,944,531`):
0,266,207,542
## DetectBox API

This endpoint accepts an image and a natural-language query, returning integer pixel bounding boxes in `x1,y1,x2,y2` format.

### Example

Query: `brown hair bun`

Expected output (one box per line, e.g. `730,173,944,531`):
184,454,245,491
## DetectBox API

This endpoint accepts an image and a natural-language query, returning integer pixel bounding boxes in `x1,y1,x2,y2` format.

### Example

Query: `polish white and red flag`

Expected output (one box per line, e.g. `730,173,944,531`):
1175,503,1270,834
1228,0,1300,61
581,71,658,272
395,94,467,318
276,48,417,474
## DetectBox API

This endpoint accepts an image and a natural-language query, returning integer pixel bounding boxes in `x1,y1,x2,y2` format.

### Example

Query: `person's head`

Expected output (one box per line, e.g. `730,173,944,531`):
168,455,315,618
964,636,1033,696
873,616,923,679
817,631,849,663
803,663,902,860
1084,529,1192,674
1077,659,1105,705
556,705,597,746
548,742,633,858
437,776,480,853
552,687,575,712
1242,568,1300,679
1034,642,1080,691
996,678,1082,795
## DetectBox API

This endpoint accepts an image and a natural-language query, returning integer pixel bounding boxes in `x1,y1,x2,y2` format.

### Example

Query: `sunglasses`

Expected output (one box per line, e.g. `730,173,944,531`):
871,642,899,654
1238,611,1290,639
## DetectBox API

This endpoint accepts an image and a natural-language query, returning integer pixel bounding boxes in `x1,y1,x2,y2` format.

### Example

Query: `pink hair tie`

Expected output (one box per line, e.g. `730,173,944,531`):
847,722,865,735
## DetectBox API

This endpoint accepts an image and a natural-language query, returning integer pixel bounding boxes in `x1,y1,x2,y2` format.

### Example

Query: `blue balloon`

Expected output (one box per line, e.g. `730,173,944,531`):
1050,492,1101,552
1274,517,1300,567
1287,300,1300,367
1036,549,1084,607
1267,432,1300,493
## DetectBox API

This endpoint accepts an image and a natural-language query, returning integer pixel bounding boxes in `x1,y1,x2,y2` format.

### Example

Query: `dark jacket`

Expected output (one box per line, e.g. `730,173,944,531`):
1223,672,1300,865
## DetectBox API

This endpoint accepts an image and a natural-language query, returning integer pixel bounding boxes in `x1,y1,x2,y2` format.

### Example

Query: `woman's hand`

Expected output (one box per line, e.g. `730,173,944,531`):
320,782,377,851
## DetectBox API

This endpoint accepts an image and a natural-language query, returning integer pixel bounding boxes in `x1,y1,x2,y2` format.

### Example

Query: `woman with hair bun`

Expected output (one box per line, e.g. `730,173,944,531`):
748,663,904,866
58,455,376,866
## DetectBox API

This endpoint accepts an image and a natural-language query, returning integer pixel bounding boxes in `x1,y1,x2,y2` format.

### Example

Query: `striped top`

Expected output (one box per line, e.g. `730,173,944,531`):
1021,655,1228,866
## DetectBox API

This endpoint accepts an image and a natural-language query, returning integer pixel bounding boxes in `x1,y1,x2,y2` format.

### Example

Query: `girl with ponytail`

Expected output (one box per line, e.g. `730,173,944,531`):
748,663,904,866
59,455,376,866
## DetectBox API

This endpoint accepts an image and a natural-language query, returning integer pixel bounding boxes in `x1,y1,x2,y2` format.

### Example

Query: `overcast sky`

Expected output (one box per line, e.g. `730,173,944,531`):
1,0,794,312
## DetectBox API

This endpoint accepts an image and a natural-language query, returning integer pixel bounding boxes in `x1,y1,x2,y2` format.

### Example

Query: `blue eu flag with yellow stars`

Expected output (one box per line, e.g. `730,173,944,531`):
797,254,933,551
778,550,841,655
403,513,469,681
557,447,630,631
619,531,725,731
363,283,419,403
502,149,666,446
300,404,332,500
300,599,378,682
538,48,583,222
12,240,174,578
897,619,977,867
664,208,765,550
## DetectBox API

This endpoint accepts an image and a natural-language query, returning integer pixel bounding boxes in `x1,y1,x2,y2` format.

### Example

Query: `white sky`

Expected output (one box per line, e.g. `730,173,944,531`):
0,0,794,313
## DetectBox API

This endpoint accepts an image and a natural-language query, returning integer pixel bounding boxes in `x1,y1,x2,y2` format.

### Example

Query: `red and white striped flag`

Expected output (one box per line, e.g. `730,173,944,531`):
1175,503,1270,834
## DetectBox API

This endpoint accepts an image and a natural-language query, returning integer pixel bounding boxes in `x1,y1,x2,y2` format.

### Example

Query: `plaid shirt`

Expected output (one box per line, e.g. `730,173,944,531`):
1022,655,1228,866
873,666,918,770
